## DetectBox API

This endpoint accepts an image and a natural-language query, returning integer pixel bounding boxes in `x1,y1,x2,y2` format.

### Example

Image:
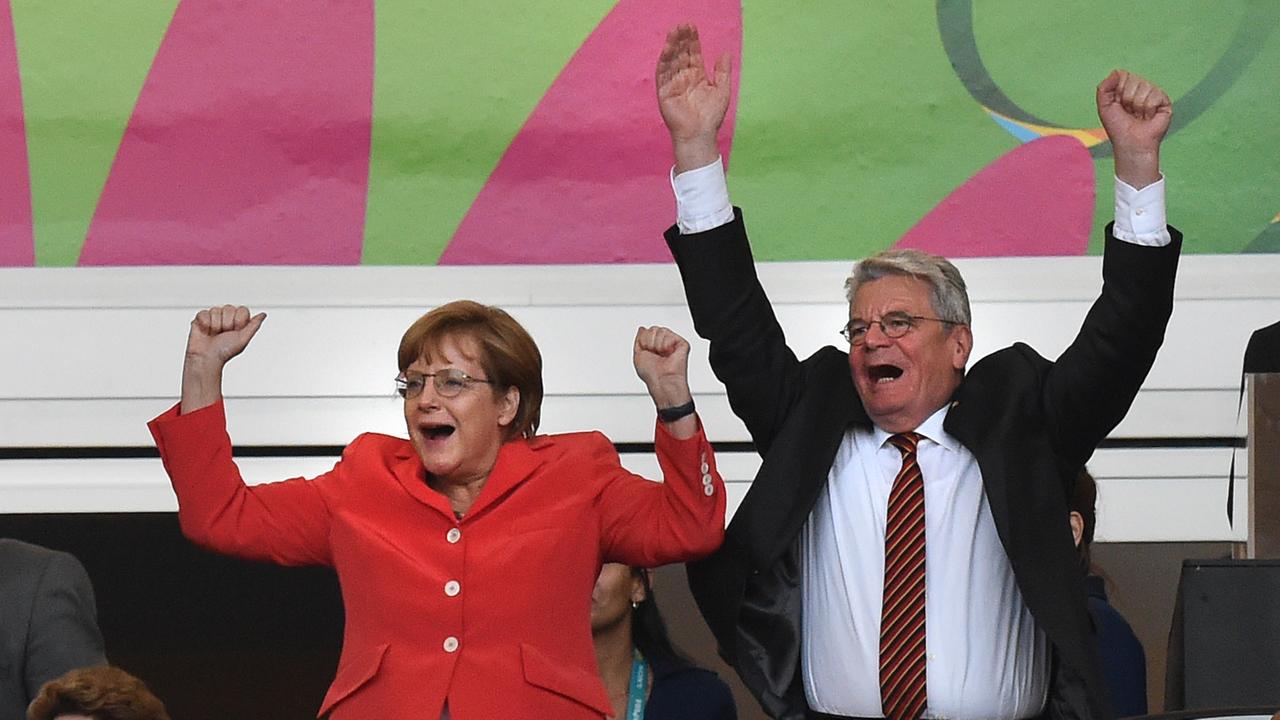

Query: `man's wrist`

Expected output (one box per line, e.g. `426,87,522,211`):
673,135,721,175
1113,146,1160,190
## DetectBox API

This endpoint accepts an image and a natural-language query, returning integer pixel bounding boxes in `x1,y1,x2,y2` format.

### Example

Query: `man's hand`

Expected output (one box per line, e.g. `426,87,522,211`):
656,24,732,173
1097,70,1171,189
181,305,265,413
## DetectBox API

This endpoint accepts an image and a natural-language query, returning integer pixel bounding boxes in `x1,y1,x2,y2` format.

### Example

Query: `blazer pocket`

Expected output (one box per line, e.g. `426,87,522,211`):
316,643,388,718
520,642,613,716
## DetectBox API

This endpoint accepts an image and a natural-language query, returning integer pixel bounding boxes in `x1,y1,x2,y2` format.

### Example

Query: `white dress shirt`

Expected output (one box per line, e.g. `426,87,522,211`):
802,407,1047,719
671,158,1170,719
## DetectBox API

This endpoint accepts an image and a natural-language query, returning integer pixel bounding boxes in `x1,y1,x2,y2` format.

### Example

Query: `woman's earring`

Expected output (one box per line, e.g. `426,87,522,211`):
631,600,639,609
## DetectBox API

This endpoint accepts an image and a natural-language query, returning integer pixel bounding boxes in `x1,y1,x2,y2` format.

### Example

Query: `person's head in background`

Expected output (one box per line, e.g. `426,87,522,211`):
27,666,169,720
591,564,739,718
1069,468,1098,575
591,563,689,667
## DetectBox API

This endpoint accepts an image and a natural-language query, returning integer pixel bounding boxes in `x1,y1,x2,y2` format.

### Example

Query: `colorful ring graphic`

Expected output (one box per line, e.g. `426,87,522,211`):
936,0,1280,157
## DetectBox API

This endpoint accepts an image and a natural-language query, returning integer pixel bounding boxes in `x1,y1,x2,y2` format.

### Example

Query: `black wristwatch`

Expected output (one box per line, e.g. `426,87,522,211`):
657,400,696,423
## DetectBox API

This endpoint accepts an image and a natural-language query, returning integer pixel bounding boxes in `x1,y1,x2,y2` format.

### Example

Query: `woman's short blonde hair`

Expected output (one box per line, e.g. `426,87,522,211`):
397,300,543,440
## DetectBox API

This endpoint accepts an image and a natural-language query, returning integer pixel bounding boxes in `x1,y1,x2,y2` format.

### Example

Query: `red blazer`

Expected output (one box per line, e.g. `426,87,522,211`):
148,402,725,719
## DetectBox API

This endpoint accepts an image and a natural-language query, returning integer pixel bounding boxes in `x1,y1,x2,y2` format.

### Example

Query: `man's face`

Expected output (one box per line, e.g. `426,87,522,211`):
847,275,972,433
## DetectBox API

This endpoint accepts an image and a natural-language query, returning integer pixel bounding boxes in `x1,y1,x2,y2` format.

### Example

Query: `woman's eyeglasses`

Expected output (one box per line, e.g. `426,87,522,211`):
395,369,493,399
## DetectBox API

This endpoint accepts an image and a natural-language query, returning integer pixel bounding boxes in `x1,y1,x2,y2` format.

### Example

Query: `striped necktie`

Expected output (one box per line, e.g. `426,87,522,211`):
881,432,927,720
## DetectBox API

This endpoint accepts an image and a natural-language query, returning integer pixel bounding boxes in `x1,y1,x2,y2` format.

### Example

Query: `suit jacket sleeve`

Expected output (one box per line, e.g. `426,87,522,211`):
1042,224,1182,468
665,209,806,454
148,400,335,566
24,550,107,699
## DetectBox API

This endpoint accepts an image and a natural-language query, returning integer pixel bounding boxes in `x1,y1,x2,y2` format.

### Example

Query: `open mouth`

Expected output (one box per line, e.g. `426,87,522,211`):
422,424,456,440
869,364,904,383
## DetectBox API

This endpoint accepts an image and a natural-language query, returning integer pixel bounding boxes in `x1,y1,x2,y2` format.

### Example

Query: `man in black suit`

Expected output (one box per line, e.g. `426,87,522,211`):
0,539,107,718
655,24,1179,720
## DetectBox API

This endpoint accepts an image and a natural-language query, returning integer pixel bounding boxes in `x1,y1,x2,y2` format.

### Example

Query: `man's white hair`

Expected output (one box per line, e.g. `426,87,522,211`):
844,249,971,326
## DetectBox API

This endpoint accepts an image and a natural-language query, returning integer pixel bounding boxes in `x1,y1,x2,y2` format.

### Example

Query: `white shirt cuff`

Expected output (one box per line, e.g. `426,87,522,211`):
672,157,734,234
1113,175,1170,246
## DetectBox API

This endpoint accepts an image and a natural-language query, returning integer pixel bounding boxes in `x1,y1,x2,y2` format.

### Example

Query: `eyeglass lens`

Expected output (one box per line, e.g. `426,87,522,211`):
396,369,472,399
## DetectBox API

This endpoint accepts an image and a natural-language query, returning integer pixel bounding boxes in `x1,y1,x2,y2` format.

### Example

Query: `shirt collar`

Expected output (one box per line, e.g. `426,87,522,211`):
873,403,959,453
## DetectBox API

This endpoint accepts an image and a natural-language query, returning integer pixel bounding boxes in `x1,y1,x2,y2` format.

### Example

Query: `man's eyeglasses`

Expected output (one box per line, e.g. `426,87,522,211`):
840,312,958,346
395,369,493,399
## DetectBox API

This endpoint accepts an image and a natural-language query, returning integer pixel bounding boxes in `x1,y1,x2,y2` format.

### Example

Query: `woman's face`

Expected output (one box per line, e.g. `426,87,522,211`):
591,563,645,634
403,334,519,487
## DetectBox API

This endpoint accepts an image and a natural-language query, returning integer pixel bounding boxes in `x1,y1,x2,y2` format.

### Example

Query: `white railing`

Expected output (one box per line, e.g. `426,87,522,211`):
2,253,1277,542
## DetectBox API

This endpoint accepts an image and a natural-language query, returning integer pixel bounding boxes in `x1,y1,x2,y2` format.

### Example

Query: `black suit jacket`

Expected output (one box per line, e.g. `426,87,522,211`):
0,539,107,719
665,210,1181,720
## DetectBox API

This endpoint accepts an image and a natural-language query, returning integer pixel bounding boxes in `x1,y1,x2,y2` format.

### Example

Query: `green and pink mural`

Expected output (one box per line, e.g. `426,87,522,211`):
1,1,1277,266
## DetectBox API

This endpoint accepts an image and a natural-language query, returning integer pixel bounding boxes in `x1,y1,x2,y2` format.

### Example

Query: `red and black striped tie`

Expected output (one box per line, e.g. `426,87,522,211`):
881,432,927,720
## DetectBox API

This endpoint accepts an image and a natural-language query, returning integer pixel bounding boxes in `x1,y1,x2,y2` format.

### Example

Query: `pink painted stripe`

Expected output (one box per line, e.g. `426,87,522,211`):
0,0,34,266
895,135,1094,257
80,0,373,265
441,0,742,265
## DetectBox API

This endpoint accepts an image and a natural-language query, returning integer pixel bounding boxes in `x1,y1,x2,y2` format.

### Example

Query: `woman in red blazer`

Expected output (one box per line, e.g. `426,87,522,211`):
148,300,725,719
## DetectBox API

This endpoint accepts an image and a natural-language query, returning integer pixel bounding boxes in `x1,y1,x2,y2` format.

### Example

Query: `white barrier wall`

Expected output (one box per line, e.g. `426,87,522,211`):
2,253,1278,543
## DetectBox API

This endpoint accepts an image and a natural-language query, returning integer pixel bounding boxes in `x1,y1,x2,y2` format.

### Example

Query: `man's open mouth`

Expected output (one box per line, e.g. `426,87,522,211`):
869,364,904,383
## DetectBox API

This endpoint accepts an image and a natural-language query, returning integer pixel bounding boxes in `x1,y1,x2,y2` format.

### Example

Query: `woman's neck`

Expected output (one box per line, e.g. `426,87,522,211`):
427,474,487,517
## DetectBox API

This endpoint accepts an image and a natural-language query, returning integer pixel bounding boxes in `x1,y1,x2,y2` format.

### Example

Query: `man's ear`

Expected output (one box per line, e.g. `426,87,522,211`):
951,324,973,371
1069,511,1085,548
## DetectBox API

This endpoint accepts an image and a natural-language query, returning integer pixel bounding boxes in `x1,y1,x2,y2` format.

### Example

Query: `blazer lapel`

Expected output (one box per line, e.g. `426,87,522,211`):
944,386,1015,557
460,437,550,520
389,446,454,518
388,438,550,521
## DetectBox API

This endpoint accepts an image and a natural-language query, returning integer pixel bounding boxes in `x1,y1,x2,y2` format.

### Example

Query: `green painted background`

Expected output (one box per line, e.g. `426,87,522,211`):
8,1,1278,265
